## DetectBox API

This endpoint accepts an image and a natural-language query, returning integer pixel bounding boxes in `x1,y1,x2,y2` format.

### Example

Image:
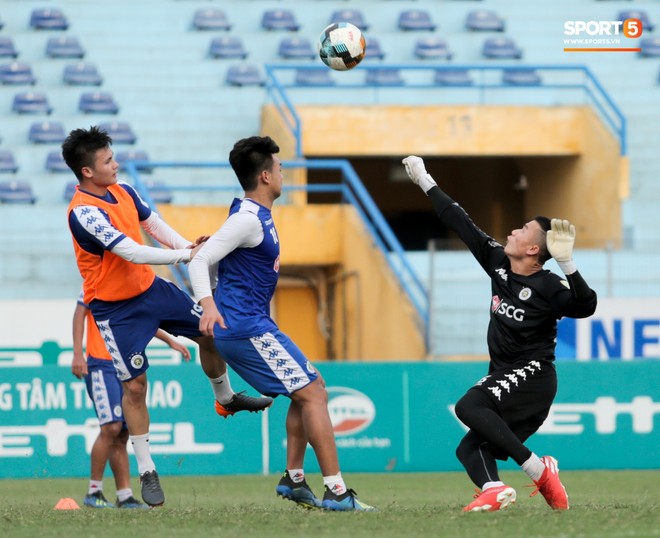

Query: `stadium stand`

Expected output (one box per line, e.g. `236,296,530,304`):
433,68,474,86
413,37,453,60
362,37,385,60
45,150,69,173
295,68,336,86
0,62,36,85
63,180,77,201
29,8,69,30
115,149,153,172
0,180,37,203
45,36,86,59
617,9,655,32
28,121,66,144
481,37,523,59
278,36,316,59
143,180,174,204
639,37,660,58
78,92,120,114
97,121,137,144
465,10,505,32
365,68,404,85
501,68,542,86
0,149,18,173
12,92,53,114
192,8,232,31
328,10,369,31
398,10,436,31
0,37,19,59
226,64,265,86
261,10,300,31
62,62,103,85
209,36,249,59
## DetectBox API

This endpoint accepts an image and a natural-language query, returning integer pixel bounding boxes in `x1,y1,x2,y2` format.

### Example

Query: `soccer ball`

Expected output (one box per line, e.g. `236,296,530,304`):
318,22,366,71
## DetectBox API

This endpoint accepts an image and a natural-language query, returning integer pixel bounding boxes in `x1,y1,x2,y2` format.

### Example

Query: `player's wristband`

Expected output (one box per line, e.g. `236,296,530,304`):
557,260,577,275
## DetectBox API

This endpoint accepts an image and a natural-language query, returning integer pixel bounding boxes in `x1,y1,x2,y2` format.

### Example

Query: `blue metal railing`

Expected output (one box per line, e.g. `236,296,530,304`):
264,63,627,156
123,159,430,349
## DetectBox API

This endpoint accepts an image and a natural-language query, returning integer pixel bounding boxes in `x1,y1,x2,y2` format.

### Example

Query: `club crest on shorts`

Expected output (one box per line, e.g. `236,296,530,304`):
129,353,145,369
519,287,532,301
114,405,123,417
305,360,316,374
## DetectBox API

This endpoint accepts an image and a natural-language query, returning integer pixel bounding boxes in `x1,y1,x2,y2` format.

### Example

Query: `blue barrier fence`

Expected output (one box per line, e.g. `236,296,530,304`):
264,63,627,156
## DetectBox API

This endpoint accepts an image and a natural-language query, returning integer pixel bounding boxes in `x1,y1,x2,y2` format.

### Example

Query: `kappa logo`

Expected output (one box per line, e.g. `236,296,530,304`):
327,387,375,436
495,268,508,281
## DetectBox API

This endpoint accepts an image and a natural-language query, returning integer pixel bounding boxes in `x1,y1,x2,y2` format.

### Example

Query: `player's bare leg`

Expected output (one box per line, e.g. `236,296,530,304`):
83,421,123,508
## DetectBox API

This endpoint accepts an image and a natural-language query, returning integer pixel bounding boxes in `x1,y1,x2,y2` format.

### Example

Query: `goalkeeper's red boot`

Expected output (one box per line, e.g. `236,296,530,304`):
463,485,516,512
530,456,569,510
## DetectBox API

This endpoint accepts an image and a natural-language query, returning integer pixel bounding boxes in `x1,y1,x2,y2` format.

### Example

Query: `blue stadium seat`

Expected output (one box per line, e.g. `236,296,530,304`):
12,92,53,114
209,36,248,59
0,150,19,173
144,180,173,204
482,37,523,59
115,149,153,173
64,181,77,201
617,10,654,33
414,37,453,60
225,64,264,86
0,62,36,85
640,37,660,57
46,150,69,172
433,69,474,86
0,37,19,59
63,62,103,85
98,122,137,144
0,180,37,204
502,68,542,86
29,121,66,144
363,37,385,60
262,10,300,31
79,92,119,114
295,68,335,86
46,36,85,59
278,37,316,59
365,68,404,86
329,9,369,31
466,10,505,32
30,8,69,30
192,8,231,31
398,10,436,31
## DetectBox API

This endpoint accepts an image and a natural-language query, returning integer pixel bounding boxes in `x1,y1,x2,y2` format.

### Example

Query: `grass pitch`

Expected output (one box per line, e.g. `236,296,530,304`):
1,471,658,538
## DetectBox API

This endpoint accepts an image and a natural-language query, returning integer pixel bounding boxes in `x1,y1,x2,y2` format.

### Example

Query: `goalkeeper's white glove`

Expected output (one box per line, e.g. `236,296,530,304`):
547,218,577,274
402,156,437,194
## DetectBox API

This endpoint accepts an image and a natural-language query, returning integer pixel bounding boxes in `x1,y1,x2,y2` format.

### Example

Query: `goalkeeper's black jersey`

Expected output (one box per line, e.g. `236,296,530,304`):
427,187,597,372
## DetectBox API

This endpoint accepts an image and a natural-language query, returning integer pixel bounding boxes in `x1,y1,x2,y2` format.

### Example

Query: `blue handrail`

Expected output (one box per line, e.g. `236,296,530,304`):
264,63,627,156
123,159,430,350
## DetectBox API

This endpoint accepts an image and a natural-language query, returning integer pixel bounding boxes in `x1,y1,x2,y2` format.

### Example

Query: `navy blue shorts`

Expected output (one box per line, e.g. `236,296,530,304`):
84,357,126,427
90,277,202,381
214,329,318,398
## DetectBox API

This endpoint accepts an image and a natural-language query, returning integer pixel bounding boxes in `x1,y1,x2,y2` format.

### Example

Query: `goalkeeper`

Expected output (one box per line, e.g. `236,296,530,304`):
403,156,597,513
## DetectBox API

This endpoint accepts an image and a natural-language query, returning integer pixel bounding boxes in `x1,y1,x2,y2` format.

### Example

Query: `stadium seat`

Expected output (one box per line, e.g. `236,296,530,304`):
0,180,37,204
433,69,474,86
329,10,369,31
398,10,436,31
225,64,264,86
144,180,173,204
115,149,153,173
278,37,316,59
466,10,505,32
209,36,248,59
63,62,103,85
46,36,85,59
0,150,19,173
192,8,231,31
0,16,3,30
617,10,654,33
12,92,53,114
261,10,300,31
64,181,77,201
79,92,119,114
414,37,453,60
28,121,66,144
29,8,69,30
502,68,542,86
363,37,385,60
295,68,335,86
482,37,523,59
365,68,404,86
0,37,19,59
0,62,37,85
46,150,69,172
639,37,660,57
98,122,137,144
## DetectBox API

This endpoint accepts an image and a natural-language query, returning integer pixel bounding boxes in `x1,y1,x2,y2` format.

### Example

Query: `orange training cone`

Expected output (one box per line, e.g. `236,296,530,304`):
54,497,80,510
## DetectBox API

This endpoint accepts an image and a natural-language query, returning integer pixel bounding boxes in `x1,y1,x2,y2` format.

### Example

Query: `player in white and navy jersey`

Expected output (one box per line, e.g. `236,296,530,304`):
189,136,374,511
403,156,597,513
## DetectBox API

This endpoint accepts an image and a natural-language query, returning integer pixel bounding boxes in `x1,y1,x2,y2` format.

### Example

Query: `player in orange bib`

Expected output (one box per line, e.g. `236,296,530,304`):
63,126,273,506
